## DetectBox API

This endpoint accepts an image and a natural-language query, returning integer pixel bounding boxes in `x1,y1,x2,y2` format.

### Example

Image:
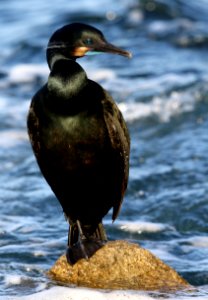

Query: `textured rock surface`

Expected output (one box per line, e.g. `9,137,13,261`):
48,240,189,291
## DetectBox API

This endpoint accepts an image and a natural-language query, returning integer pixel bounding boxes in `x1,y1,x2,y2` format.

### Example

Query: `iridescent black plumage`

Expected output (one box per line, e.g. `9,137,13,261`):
27,23,131,264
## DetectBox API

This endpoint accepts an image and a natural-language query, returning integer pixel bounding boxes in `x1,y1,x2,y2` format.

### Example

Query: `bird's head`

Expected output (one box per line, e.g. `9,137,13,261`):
46,23,132,69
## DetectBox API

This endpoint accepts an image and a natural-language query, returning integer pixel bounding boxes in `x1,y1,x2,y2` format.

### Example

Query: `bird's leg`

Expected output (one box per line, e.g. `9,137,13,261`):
66,221,87,265
67,221,78,247
81,222,107,241
66,220,107,265
75,220,89,259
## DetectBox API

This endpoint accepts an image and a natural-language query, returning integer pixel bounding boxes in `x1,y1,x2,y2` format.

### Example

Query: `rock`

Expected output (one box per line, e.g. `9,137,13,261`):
48,240,190,291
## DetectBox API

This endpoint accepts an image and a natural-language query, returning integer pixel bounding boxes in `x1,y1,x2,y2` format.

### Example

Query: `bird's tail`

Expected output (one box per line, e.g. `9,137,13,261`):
66,221,107,265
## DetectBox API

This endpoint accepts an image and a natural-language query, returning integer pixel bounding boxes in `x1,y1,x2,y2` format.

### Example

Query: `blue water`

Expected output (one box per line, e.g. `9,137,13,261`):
0,0,208,299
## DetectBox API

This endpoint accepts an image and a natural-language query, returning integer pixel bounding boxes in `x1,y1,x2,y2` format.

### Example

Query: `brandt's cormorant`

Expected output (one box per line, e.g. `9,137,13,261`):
27,23,131,264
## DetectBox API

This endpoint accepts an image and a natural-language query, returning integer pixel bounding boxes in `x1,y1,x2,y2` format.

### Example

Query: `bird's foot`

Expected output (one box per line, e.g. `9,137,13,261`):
66,220,107,265
66,238,106,265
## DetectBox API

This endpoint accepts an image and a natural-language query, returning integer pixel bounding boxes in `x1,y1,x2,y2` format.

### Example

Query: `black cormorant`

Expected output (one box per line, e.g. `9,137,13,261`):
27,23,131,264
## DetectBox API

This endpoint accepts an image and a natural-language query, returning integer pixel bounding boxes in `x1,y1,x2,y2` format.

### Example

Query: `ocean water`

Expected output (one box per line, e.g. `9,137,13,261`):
0,0,208,299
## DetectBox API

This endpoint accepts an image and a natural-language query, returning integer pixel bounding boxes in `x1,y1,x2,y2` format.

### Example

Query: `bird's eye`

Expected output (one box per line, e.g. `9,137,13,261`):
84,38,93,46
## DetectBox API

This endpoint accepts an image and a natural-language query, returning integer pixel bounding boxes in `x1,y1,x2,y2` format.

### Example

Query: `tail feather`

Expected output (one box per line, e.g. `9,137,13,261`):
66,221,107,265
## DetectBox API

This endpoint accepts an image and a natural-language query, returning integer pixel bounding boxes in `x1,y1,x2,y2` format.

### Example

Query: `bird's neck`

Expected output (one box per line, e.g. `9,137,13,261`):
47,57,87,99
49,54,72,70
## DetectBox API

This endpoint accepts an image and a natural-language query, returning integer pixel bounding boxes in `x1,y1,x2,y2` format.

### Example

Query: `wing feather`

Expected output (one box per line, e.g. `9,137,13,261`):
101,91,130,221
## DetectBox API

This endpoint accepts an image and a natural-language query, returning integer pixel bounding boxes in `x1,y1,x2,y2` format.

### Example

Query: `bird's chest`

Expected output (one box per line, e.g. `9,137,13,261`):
47,111,106,144
40,111,108,169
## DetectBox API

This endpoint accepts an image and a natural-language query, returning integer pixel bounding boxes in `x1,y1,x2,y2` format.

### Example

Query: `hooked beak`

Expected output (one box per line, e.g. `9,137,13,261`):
92,41,132,58
72,41,132,58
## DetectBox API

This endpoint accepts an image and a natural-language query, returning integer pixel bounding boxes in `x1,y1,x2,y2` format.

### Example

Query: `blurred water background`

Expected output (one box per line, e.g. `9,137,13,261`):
0,0,208,299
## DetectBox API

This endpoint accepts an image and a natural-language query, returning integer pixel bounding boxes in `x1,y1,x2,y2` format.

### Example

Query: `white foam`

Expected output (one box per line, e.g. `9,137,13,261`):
3,286,154,300
188,236,208,248
33,250,48,257
4,275,22,286
3,285,208,300
8,64,48,84
119,89,196,123
87,68,116,81
116,220,173,234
